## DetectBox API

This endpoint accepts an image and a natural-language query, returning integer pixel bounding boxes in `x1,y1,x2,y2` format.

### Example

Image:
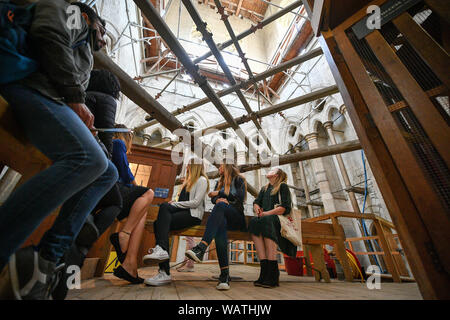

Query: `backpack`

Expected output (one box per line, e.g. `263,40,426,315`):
0,1,38,84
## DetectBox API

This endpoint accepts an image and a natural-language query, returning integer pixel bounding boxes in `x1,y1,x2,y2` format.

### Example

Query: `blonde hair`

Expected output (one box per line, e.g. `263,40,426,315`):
265,168,288,195
114,124,133,152
217,163,247,199
181,158,210,192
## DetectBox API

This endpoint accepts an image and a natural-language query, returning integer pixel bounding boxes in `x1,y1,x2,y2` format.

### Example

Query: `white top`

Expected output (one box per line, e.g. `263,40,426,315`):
170,176,208,220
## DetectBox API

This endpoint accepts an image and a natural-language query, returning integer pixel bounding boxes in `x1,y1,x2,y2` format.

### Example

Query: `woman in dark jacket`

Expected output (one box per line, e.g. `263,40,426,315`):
186,163,247,291
249,167,295,288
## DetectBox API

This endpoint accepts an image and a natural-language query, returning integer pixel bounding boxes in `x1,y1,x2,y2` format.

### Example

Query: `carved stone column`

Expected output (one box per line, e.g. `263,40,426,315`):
304,133,337,213
324,121,361,213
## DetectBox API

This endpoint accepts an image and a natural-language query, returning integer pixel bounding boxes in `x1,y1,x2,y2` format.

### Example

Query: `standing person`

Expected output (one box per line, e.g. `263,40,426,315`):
248,168,295,288
185,163,247,291
110,125,154,284
143,157,209,286
51,69,123,300
0,1,118,300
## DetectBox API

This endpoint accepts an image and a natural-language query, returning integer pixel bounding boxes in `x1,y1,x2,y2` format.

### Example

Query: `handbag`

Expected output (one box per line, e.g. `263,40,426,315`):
276,191,303,249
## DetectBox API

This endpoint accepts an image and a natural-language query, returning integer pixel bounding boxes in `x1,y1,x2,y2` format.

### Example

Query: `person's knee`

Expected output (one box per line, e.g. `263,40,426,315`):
79,144,109,179
141,189,154,205
213,201,228,212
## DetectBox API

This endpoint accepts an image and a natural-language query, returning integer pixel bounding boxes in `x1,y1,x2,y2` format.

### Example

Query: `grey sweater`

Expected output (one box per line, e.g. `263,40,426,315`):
171,176,208,220
20,0,93,103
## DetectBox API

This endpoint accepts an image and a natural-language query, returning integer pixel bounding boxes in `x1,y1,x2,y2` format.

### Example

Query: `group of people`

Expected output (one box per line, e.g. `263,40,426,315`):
0,0,298,300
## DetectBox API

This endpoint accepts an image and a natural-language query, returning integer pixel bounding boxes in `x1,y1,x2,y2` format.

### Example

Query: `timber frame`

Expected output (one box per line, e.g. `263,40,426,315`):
309,0,450,299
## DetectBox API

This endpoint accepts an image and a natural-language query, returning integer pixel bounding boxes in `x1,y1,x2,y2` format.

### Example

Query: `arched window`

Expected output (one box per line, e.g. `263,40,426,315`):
288,125,297,137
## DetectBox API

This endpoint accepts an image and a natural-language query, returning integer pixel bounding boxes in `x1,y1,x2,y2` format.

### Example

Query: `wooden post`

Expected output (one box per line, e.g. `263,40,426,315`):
373,219,401,282
331,216,353,282
308,244,331,283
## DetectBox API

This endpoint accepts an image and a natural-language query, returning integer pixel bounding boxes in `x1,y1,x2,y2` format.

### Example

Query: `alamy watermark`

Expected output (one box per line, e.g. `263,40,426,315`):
367,5,382,30
66,5,82,30
169,127,280,168
366,265,381,290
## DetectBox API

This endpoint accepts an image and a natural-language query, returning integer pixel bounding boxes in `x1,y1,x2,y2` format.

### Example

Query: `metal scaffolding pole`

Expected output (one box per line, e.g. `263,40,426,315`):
195,85,339,135
213,0,274,150
133,0,259,154
134,47,323,131
182,0,273,150
192,0,304,64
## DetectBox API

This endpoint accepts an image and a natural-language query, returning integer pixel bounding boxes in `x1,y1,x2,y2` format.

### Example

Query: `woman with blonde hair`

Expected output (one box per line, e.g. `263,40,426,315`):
186,162,247,290
109,124,154,284
143,157,209,286
249,167,295,288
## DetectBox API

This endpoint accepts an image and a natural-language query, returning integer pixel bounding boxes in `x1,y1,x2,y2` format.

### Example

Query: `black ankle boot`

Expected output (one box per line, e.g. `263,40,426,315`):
261,260,279,288
185,242,207,263
254,259,268,287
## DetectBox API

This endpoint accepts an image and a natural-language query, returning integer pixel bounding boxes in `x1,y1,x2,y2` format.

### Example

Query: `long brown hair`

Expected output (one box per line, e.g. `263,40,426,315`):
265,168,288,195
217,163,247,199
114,124,133,153
181,158,210,192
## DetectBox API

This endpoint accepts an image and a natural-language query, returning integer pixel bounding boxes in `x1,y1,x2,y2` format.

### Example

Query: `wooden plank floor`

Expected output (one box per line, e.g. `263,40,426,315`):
67,264,422,300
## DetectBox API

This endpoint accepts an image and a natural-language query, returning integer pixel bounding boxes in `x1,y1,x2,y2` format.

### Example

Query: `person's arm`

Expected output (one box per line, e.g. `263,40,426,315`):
262,184,292,216
253,188,264,216
210,181,220,204
232,176,246,204
30,0,90,104
171,178,208,209
112,140,135,185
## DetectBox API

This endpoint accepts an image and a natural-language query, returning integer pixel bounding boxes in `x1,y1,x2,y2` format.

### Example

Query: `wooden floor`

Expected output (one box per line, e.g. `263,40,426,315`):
67,264,422,300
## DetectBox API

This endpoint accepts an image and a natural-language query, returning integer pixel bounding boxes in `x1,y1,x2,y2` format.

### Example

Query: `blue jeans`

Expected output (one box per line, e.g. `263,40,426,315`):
0,84,118,269
202,202,246,268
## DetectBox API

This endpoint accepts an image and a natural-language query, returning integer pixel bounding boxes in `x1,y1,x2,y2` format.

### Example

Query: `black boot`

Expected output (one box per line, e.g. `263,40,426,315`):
216,268,231,290
185,242,207,263
261,260,279,288
254,259,268,287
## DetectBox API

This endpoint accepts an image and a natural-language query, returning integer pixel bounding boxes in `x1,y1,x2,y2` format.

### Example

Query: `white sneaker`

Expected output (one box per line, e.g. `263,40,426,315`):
142,245,169,265
144,270,171,286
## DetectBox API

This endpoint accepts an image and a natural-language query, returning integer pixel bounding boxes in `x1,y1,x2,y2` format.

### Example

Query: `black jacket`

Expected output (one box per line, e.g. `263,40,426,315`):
85,91,117,157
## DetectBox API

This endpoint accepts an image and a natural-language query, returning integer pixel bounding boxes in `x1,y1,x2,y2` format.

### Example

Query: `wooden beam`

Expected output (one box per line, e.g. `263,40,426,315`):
235,0,243,16
175,139,362,183
392,13,450,90
322,5,450,296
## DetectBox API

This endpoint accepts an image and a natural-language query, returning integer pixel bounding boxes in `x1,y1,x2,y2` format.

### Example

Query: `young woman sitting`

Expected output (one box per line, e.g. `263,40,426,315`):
143,157,209,286
110,125,154,284
185,163,247,291
248,167,295,288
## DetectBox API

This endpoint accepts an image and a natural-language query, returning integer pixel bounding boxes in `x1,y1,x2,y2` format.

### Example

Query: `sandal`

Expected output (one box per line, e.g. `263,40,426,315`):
113,265,144,284
109,232,128,263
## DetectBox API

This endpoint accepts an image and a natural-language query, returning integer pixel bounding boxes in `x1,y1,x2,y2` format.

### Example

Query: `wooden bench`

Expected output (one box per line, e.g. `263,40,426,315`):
0,96,52,188
144,211,355,283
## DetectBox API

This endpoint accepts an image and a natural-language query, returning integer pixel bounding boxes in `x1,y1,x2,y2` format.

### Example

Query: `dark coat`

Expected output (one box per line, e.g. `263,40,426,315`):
85,91,117,156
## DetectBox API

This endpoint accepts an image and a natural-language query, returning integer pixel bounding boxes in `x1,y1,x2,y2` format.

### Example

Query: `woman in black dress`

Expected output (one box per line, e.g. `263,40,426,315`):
248,167,295,288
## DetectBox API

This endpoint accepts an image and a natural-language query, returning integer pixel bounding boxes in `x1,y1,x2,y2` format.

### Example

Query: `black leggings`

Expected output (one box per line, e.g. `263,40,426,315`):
154,202,201,274
202,202,246,269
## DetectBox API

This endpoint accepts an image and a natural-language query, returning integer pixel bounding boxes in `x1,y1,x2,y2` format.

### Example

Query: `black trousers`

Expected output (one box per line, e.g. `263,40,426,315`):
154,202,201,274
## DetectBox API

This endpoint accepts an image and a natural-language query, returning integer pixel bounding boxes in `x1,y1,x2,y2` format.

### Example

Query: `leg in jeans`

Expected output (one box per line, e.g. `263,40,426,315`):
214,220,229,270
0,84,117,269
202,202,242,245
39,160,118,262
